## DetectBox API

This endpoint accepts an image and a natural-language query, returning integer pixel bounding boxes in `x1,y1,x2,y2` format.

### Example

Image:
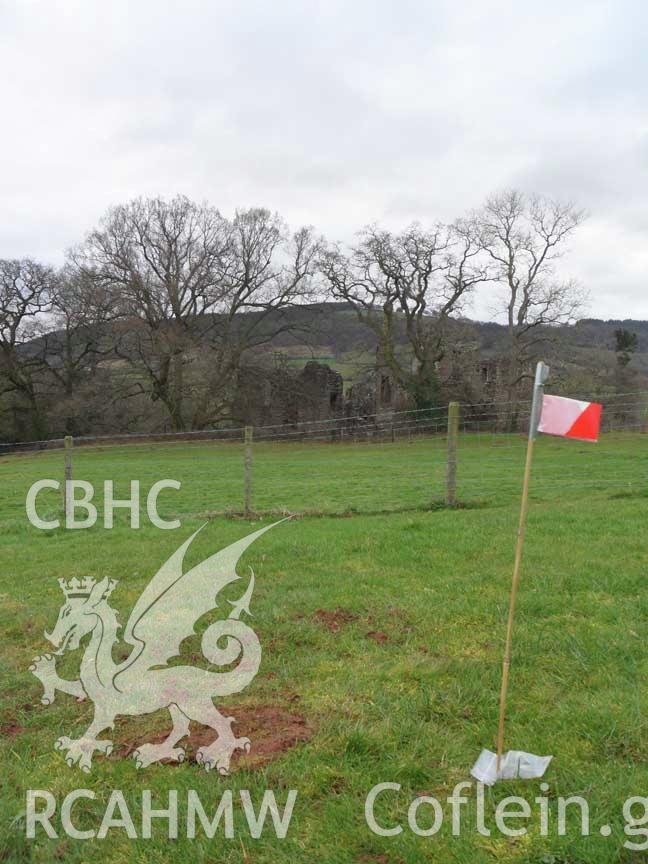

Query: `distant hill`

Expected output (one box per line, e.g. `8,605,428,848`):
20,302,648,393
240,303,648,387
6,303,646,443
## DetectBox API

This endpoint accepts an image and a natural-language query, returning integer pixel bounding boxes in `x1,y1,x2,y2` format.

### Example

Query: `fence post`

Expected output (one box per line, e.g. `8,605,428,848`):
445,402,460,506
244,425,253,517
63,435,73,522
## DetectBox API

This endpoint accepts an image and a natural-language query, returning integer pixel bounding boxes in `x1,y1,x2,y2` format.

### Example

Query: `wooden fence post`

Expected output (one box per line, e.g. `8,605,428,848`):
63,435,73,522
446,402,460,506
244,426,253,517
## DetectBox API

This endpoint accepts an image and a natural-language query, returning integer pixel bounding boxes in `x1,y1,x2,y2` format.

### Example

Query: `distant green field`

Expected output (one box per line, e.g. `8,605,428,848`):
1,434,647,863
1,431,646,521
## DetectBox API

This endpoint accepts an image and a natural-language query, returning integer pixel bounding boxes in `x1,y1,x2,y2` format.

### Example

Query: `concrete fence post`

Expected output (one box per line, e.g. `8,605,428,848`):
446,402,460,506
63,435,73,521
244,425,253,517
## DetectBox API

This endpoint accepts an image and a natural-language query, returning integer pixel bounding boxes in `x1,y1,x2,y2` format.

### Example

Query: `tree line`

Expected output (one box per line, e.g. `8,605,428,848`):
0,190,586,442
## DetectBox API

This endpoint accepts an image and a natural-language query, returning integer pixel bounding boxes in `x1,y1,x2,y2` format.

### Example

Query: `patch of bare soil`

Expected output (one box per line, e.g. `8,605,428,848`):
115,702,313,770
0,722,24,738
356,855,391,864
366,630,390,644
313,607,359,632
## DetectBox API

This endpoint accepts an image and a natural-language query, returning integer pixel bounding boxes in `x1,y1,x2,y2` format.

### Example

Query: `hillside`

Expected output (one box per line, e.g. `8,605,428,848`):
5,305,646,444
244,304,648,390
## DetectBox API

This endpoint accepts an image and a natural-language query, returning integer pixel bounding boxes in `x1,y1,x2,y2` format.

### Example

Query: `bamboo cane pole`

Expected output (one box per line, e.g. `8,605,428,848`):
496,434,535,768
495,361,549,772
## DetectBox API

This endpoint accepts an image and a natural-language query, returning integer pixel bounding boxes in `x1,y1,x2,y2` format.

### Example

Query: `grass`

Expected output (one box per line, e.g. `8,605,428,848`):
1,433,647,862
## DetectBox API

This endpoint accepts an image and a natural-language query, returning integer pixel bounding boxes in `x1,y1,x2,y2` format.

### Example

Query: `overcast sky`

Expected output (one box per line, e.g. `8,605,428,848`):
1,0,646,320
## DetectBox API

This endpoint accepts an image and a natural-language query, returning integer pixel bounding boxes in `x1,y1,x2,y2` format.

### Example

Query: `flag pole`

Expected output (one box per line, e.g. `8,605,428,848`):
496,361,550,772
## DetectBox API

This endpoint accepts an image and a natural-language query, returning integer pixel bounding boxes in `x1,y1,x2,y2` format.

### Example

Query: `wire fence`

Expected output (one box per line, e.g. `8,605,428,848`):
2,392,647,519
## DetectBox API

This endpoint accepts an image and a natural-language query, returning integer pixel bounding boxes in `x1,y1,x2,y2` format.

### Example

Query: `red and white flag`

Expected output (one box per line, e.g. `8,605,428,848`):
538,395,602,443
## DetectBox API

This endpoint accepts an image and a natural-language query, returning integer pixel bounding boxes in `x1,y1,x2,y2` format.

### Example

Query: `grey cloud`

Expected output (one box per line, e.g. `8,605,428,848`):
0,0,646,316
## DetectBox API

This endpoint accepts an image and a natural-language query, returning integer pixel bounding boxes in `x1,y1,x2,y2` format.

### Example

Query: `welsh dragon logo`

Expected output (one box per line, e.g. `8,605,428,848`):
28,522,280,774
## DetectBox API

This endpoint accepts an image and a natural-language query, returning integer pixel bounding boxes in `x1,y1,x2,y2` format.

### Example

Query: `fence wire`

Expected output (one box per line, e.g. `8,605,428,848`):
1,393,646,520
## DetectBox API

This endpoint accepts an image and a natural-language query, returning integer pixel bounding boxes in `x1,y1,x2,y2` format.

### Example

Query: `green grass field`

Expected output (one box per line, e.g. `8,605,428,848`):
1,434,647,863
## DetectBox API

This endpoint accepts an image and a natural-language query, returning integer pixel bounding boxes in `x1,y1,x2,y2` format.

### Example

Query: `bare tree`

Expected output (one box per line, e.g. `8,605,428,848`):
319,221,488,408
475,190,587,412
0,258,54,439
35,266,116,434
74,197,319,430
190,208,320,427
72,195,230,430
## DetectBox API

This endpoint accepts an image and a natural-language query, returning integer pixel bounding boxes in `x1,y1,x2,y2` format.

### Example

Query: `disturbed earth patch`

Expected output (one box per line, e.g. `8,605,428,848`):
312,607,359,632
114,702,313,770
